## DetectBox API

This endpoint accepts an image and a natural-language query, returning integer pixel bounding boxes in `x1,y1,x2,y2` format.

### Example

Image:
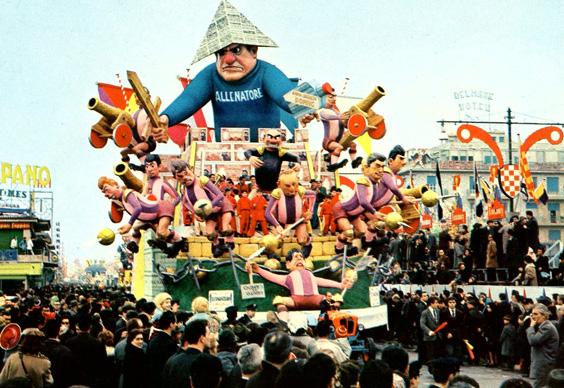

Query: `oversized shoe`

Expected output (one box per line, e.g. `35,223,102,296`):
327,159,348,172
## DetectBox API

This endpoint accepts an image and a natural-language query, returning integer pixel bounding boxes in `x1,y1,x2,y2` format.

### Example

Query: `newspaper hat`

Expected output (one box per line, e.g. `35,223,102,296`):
192,0,278,64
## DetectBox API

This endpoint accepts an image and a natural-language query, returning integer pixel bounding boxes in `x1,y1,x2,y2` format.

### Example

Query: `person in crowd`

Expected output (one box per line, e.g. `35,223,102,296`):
499,314,516,370
162,319,210,388
359,360,393,388
420,296,441,362
381,345,409,388
190,353,224,388
246,331,294,388
427,357,460,388
39,319,74,388
229,343,263,388
0,328,53,388
65,314,107,388
146,311,178,388
122,329,148,388
527,303,559,386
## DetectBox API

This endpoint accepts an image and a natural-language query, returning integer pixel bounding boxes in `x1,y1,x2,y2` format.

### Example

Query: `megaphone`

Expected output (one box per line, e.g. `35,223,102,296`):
0,323,21,350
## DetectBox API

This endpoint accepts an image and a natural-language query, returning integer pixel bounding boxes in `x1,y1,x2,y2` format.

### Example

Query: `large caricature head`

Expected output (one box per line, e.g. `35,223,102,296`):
169,159,195,187
388,145,406,174
215,43,258,82
144,154,162,179
264,129,283,150
363,153,386,182
277,170,299,197
98,176,122,199
285,249,306,271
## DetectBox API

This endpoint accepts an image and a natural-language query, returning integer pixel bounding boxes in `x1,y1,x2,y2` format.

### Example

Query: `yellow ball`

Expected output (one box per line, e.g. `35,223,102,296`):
194,199,213,219
385,212,404,230
262,234,280,252
421,190,439,207
97,228,115,246
264,258,281,270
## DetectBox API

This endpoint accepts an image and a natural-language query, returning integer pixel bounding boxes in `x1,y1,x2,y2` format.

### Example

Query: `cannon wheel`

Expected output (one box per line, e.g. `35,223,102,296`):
89,129,108,148
347,114,367,136
112,123,133,148
368,119,386,139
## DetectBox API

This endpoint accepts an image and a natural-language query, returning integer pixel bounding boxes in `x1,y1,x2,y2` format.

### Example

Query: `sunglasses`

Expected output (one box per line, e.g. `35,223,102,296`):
217,44,245,57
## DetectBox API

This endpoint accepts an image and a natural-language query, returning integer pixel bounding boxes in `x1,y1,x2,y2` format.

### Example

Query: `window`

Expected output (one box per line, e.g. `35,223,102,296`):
452,156,459,161
469,176,475,192
426,176,437,191
460,156,467,161
548,229,561,242
526,202,537,209
547,177,559,193
484,156,492,164
548,203,560,213
498,136,505,143
533,176,538,187
468,156,474,161
536,151,545,163
559,151,564,163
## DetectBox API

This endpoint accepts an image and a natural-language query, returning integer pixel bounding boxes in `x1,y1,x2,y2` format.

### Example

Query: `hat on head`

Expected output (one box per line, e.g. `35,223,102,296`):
192,0,278,64
225,305,238,317
245,303,257,311
218,329,237,349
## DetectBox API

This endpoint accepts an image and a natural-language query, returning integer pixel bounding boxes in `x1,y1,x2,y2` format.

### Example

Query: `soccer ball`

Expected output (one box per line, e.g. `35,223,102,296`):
97,228,115,245
193,199,213,219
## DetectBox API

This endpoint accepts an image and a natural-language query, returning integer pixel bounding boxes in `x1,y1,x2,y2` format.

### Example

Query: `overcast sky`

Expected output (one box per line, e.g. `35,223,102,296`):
1,0,563,260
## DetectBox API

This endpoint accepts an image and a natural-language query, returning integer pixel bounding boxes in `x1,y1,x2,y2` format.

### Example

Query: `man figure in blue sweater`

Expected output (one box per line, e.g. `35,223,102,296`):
152,0,300,142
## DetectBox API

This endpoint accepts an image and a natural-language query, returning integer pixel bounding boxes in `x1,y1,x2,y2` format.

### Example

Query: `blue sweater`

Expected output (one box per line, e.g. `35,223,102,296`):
162,60,295,142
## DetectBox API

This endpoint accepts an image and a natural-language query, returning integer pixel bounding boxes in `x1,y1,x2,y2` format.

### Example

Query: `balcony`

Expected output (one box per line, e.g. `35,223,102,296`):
0,249,58,265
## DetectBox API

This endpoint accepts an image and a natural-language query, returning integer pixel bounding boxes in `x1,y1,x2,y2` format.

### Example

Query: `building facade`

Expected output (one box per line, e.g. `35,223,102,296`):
403,125,564,246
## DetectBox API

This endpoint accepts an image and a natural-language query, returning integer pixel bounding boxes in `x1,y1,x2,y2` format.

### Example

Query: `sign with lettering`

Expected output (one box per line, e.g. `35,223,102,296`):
0,222,31,230
240,283,266,300
1,162,51,187
284,90,320,109
208,290,234,312
453,89,493,118
421,214,433,229
369,286,381,307
451,208,467,225
487,200,506,220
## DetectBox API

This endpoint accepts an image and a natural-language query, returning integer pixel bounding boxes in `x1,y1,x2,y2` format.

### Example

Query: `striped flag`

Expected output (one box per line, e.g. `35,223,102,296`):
519,135,536,198
474,161,480,199
480,178,494,203
436,162,444,220
533,181,549,205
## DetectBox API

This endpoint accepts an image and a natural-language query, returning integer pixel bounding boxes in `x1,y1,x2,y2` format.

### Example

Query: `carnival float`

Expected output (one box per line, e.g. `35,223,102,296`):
87,0,563,329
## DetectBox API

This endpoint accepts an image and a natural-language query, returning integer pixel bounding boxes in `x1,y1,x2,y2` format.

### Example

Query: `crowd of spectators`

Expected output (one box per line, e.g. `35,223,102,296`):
370,211,563,287
0,284,561,387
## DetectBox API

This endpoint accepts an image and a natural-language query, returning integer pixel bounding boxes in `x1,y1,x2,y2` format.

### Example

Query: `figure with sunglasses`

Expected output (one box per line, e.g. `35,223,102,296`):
157,42,298,143
147,1,319,143
244,129,299,192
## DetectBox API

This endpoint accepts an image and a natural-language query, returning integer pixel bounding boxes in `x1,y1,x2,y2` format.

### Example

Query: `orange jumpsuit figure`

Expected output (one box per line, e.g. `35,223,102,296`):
237,191,252,236
225,189,238,232
320,197,337,235
248,194,269,236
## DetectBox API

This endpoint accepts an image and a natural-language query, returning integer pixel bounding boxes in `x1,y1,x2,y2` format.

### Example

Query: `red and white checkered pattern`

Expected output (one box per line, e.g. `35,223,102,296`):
499,164,520,198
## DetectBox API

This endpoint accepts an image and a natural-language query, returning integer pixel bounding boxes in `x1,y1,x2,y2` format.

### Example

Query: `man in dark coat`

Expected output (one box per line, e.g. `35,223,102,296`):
526,210,540,250
65,314,107,388
162,319,209,388
527,303,559,386
246,331,293,388
40,319,76,388
146,311,178,388
441,297,464,360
